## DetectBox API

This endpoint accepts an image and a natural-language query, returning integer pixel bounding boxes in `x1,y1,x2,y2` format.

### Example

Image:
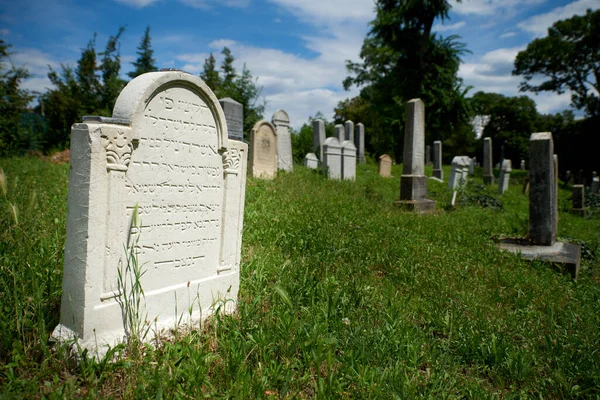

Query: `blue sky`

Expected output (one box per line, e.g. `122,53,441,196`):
2,0,597,128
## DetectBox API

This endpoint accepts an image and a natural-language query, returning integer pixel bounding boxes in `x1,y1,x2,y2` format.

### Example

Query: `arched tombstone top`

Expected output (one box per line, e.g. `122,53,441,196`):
112,71,228,153
341,140,356,151
252,120,277,136
379,154,392,162
272,109,290,126
323,136,341,148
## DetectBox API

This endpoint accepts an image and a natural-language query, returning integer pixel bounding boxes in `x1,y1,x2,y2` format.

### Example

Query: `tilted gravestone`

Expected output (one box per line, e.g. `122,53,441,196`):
356,123,366,164
249,120,278,179
498,159,512,194
432,141,443,180
335,124,344,142
304,153,318,169
313,119,325,161
397,99,435,212
378,154,392,178
341,140,357,181
52,71,248,355
344,120,354,143
322,137,342,180
272,109,293,172
483,137,494,184
448,156,470,191
219,97,243,141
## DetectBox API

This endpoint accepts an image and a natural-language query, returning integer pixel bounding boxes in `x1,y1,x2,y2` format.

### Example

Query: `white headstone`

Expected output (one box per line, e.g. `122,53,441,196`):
498,159,512,194
272,109,293,172
341,140,357,181
344,120,354,143
448,156,470,190
322,137,342,180
52,71,248,356
249,120,278,179
520,159,526,170
313,119,325,161
304,153,318,169
356,123,366,164
335,124,344,142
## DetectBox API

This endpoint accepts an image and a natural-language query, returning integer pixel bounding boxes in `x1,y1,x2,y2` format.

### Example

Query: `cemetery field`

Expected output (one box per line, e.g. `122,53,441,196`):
1,156,600,398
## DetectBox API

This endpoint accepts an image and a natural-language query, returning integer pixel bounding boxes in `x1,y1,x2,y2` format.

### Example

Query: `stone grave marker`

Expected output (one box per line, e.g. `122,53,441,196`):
432,141,443,180
219,97,243,141
520,159,526,170
425,145,431,165
448,156,470,191
344,120,354,142
397,98,435,212
313,119,325,161
249,120,278,179
498,159,512,194
469,158,474,175
322,137,342,179
341,140,357,181
483,137,494,184
356,123,366,164
304,153,318,169
572,185,585,216
335,124,344,142
52,71,249,356
378,154,392,178
272,109,293,172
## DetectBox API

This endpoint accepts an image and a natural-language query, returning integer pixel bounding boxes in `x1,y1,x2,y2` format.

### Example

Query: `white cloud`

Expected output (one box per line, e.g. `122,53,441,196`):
517,0,598,36
433,21,466,32
499,32,517,38
178,0,250,9
452,0,545,16
267,0,375,24
113,0,160,8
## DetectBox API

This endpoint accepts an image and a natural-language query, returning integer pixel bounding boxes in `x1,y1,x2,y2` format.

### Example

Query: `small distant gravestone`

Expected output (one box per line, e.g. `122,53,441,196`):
425,145,431,165
498,159,512,194
304,153,318,169
335,124,344,142
572,185,585,216
356,123,366,164
397,98,435,212
313,119,325,161
52,71,248,356
483,137,494,184
378,154,392,178
447,156,470,191
341,140,357,181
592,175,599,193
520,159,526,170
249,120,278,179
322,137,342,180
272,109,293,172
432,141,443,180
219,97,243,141
344,120,354,143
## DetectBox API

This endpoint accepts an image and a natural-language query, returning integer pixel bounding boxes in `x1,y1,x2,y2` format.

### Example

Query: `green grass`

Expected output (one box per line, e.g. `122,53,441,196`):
0,156,599,398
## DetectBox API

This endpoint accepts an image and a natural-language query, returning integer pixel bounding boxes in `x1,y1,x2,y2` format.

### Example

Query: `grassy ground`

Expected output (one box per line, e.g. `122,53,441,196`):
0,156,599,398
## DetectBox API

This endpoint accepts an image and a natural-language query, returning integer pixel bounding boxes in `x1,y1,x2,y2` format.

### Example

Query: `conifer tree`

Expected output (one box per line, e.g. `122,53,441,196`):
128,26,157,79
200,53,220,92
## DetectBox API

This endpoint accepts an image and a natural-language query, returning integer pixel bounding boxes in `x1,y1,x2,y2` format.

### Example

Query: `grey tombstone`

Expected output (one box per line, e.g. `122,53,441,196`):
313,119,325,161
432,141,443,180
335,124,345,142
498,159,512,194
356,123,366,164
397,98,435,212
304,153,318,169
52,71,249,356
425,145,431,165
344,120,354,143
469,158,474,175
572,184,585,216
249,120,278,179
378,154,392,178
483,137,494,184
322,137,342,180
520,159,526,170
272,109,293,172
219,97,243,141
341,140,357,181
447,156,470,191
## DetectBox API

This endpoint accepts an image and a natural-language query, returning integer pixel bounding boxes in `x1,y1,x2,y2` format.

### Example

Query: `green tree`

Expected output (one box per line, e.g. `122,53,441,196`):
0,40,34,154
343,0,470,161
513,9,600,117
128,26,157,79
292,112,335,163
220,47,236,89
200,53,220,92
98,26,126,115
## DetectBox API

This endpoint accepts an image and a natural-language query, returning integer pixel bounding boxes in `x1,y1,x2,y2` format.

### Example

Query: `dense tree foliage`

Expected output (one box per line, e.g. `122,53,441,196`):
513,9,600,117
128,26,157,79
342,0,470,161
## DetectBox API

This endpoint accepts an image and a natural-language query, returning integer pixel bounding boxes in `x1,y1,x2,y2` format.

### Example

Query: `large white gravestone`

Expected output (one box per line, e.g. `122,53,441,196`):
341,140,357,181
322,137,342,180
52,71,248,355
448,156,470,191
249,120,278,179
272,109,293,172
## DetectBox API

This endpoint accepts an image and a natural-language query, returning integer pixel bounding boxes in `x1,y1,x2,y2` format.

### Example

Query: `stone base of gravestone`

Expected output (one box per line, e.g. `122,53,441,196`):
397,176,436,212
497,238,580,279
433,169,443,180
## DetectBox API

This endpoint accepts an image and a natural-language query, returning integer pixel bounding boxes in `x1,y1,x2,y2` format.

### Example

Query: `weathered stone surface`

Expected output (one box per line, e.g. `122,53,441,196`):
529,132,556,245
448,156,470,191
378,154,392,178
483,137,494,184
344,120,354,143
498,239,580,279
272,109,293,172
219,97,243,141
341,140,357,181
432,141,443,180
498,159,512,194
53,71,248,356
356,123,366,164
304,153,318,169
572,184,585,216
425,145,431,165
249,120,278,179
335,124,344,142
313,119,325,161
469,158,474,175
322,137,342,180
